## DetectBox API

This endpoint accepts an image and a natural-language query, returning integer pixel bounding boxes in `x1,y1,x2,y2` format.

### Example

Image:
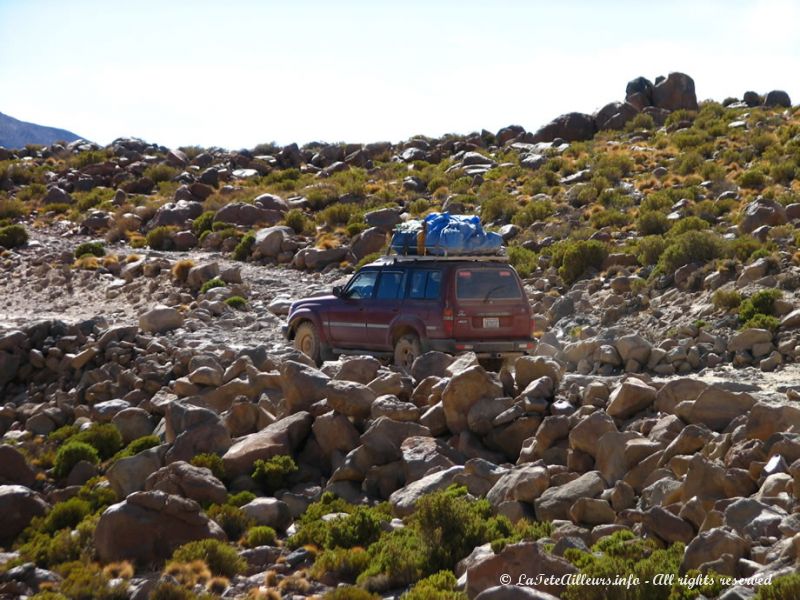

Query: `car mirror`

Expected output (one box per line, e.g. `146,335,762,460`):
332,285,343,297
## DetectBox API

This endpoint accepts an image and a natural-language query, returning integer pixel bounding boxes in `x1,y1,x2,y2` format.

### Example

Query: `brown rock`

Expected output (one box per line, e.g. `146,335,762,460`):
606,378,656,420
94,491,226,563
652,72,698,111
144,461,228,505
441,365,502,433
0,485,49,545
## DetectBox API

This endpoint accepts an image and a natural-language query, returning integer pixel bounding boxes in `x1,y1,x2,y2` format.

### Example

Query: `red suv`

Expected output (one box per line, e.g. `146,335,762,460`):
284,255,536,368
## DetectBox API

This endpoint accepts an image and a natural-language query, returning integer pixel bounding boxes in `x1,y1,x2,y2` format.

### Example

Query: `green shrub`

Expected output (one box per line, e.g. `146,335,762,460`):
112,435,160,462
324,507,386,550
226,491,255,507
317,203,360,228
243,525,277,548
191,453,226,481
74,188,114,212
668,216,709,236
480,192,517,222
742,314,780,332
143,164,178,183
42,498,92,534
200,277,225,294
53,441,99,479
557,240,608,285
489,519,554,553
146,226,176,250
0,197,25,219
508,246,537,278
29,592,69,600
74,241,105,258
284,208,310,233
637,211,670,236
324,587,379,600
224,296,247,310
72,423,123,460
356,251,383,269
206,504,254,541
402,570,466,600
756,573,800,600
625,112,655,131
357,527,428,590
56,560,129,600
312,547,371,582
656,231,723,274
172,539,246,578
18,515,98,568
739,288,782,323
590,209,629,229
148,582,203,600
510,199,554,227
75,477,117,513
232,232,255,261
252,454,298,494
738,168,767,189
0,224,28,248
49,424,80,443
192,211,216,235
636,236,669,266
712,289,742,311
726,235,764,262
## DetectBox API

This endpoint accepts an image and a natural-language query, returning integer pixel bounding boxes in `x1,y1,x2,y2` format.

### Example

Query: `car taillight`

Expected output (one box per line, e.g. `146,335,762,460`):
530,316,537,337
443,307,454,337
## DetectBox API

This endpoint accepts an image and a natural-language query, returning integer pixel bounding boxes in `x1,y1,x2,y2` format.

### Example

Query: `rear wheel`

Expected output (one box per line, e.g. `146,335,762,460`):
394,333,421,371
294,321,321,365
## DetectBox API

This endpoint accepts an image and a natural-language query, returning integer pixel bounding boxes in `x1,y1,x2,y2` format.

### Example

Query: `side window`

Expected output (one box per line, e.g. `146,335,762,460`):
409,271,427,299
408,270,442,300
376,271,404,299
425,270,442,299
345,271,378,299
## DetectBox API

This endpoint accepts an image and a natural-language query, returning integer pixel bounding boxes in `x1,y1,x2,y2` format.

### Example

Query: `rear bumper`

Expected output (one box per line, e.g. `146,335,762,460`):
427,338,536,358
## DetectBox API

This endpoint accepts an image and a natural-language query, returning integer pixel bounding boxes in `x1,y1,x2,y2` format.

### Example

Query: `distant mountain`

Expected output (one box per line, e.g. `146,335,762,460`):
0,111,83,149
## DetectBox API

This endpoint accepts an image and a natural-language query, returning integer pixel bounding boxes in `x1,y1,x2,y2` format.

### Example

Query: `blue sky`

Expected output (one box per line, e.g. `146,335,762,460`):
1,0,798,149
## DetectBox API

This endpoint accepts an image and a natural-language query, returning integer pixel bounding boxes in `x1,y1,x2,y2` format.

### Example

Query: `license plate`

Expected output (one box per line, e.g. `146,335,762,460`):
483,317,500,328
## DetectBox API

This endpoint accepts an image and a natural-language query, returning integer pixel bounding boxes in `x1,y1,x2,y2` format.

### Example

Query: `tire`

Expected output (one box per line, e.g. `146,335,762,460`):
294,321,322,365
394,333,421,371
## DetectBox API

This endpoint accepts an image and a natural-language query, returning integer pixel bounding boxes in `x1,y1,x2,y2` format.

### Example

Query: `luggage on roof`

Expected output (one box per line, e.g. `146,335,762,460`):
389,212,504,256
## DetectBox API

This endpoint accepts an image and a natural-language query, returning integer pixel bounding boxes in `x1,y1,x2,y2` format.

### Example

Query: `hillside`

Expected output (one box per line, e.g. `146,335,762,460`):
0,111,83,149
1,72,800,600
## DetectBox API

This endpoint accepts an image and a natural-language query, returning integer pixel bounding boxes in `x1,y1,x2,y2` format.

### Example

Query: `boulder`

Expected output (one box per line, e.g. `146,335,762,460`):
139,306,183,334
389,465,464,516
112,408,155,444
214,202,281,227
400,436,462,483
441,365,502,433
222,411,312,477
325,379,376,419
642,506,695,544
240,497,293,531
281,361,330,414
531,112,597,143
614,334,652,365
652,72,698,111
144,461,227,505
763,90,791,108
0,485,49,545
487,465,550,506
514,355,563,390
606,378,656,420
687,387,756,432
254,226,293,258
724,498,786,541
745,402,800,440
568,411,617,457
164,402,231,464
534,471,605,521
681,527,749,573
94,491,226,563
475,586,560,600
654,378,707,414
148,200,203,229
253,193,289,212
739,198,787,234
466,542,578,599
312,411,361,456
364,207,402,232
0,445,36,487
106,446,166,498
361,417,431,463
569,497,616,526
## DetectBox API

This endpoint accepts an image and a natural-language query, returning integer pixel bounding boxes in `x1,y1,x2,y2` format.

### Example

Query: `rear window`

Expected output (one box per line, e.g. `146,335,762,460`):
456,268,522,300
408,270,442,300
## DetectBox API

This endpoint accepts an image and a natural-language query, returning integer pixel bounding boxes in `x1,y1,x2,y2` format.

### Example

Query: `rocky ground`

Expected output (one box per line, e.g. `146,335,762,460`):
1,72,800,600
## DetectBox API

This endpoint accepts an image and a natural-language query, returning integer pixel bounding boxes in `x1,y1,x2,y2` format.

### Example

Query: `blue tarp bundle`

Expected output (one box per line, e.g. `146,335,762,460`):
390,212,504,255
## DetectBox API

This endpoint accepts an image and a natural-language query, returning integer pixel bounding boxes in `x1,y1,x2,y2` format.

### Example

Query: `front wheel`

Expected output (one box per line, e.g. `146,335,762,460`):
294,321,322,365
394,333,421,371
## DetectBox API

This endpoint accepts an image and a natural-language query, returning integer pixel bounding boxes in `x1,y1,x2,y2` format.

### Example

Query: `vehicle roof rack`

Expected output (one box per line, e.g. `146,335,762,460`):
373,253,509,264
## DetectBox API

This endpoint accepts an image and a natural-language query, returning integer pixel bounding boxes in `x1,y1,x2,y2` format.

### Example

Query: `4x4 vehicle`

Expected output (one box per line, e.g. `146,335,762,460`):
284,255,536,368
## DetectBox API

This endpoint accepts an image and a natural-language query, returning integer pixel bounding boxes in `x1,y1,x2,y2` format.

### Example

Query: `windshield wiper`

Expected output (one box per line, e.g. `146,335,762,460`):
483,285,504,303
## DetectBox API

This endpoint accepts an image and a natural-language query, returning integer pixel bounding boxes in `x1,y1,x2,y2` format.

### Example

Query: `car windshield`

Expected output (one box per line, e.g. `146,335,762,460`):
345,271,378,299
455,268,522,300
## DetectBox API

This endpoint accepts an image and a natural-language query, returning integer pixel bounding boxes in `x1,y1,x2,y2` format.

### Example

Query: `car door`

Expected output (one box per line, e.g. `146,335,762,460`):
326,269,377,347
363,269,406,350
401,268,445,340
452,266,530,341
